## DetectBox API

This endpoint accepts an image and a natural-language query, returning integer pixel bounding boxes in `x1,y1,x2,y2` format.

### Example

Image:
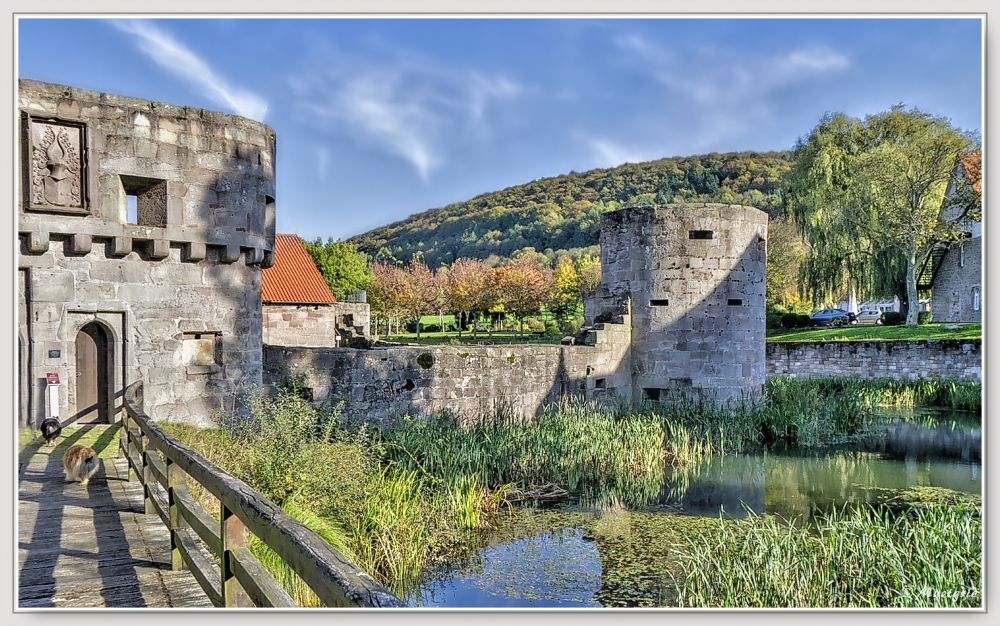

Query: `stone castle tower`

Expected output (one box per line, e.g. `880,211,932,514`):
588,204,768,405
17,79,276,427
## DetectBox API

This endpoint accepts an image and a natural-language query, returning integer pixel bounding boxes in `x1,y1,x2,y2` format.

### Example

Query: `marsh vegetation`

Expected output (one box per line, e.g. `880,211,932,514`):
158,377,981,607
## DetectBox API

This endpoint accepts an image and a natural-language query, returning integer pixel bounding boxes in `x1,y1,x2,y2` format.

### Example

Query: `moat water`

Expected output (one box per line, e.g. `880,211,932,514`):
409,409,981,608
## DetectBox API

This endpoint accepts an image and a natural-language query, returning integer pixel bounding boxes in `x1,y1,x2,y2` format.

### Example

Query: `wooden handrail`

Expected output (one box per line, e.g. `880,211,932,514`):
119,381,405,608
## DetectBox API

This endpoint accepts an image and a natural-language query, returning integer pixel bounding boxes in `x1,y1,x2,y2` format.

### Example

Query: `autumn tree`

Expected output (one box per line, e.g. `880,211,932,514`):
304,239,373,299
491,257,553,337
548,256,581,331
431,265,450,331
786,106,976,326
403,259,437,338
445,258,491,336
368,261,410,337
576,253,602,295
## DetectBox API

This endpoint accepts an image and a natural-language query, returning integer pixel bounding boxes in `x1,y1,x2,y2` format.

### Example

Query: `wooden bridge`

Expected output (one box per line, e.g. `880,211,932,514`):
18,382,405,609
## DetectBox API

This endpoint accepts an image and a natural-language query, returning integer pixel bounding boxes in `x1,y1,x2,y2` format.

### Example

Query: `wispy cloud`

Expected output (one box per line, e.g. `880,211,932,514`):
316,146,329,179
581,135,659,169
111,19,268,121
290,46,520,181
612,34,851,147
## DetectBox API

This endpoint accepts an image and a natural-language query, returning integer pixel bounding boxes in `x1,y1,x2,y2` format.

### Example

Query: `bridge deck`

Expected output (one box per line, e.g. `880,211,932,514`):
18,426,213,609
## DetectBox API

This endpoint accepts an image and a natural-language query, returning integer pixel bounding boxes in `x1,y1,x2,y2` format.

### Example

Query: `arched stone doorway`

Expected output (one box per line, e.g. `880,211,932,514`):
74,322,110,424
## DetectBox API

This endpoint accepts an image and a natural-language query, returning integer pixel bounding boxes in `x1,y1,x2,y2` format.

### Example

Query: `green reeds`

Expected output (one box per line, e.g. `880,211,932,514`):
675,503,982,608
249,497,357,607
761,378,981,447
385,399,665,506
350,466,432,594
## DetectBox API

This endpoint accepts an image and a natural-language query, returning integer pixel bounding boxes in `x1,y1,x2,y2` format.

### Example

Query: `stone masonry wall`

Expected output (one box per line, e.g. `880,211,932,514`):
18,79,276,427
264,334,978,424
766,340,982,382
931,238,982,324
263,302,372,348
264,304,339,347
592,204,768,404
264,322,632,424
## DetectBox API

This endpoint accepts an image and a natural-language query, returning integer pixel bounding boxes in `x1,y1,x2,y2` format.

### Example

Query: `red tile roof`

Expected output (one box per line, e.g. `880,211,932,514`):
262,235,336,304
959,152,982,194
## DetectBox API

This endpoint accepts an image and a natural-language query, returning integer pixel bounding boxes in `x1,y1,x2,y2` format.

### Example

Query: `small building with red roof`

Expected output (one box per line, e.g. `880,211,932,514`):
262,234,370,346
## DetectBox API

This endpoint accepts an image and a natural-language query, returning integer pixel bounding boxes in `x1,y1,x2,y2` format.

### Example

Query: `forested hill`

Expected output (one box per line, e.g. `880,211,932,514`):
349,151,793,268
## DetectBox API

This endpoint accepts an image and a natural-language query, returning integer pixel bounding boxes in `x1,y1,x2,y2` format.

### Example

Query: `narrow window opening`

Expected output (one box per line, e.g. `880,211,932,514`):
264,195,276,237
126,194,138,224
973,287,980,312
960,244,965,268
689,230,713,240
121,175,168,227
643,388,661,401
595,378,606,389
728,299,743,306
650,299,669,306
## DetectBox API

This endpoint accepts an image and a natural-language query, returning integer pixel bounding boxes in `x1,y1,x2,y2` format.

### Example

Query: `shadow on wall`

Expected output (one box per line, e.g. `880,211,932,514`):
18,96,274,429
262,206,767,425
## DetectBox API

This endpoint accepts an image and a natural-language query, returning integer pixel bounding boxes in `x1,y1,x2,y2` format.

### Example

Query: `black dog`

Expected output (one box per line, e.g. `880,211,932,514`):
40,417,62,447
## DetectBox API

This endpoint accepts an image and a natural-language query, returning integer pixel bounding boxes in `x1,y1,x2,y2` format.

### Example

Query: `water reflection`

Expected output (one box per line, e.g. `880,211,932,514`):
416,528,602,607
414,409,982,607
664,409,981,521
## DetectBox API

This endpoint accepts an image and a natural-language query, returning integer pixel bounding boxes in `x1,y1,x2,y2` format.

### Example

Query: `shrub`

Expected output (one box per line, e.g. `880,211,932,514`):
404,320,441,333
797,314,812,328
780,313,799,329
766,313,783,330
917,311,933,325
525,317,546,332
882,311,902,326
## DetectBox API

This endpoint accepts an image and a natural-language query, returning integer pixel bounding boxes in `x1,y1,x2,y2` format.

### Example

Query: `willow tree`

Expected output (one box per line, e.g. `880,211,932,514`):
786,106,976,326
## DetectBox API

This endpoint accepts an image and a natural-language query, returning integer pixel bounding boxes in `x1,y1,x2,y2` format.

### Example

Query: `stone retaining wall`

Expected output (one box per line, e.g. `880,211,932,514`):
264,322,631,424
765,340,981,382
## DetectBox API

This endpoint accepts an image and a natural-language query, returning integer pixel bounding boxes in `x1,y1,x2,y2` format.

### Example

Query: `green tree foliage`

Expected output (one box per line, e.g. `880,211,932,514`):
548,257,581,330
350,151,792,266
765,216,808,310
304,239,374,300
576,253,602,295
786,106,976,326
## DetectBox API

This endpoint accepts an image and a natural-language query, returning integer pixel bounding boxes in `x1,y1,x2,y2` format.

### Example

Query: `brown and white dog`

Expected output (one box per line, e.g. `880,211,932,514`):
63,445,99,486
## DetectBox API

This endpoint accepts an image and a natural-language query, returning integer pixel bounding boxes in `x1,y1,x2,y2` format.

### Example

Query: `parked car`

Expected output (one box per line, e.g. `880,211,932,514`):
854,309,884,326
809,308,851,327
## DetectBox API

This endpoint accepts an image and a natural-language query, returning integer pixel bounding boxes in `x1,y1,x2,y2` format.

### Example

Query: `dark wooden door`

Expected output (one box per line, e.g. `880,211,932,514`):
75,324,108,423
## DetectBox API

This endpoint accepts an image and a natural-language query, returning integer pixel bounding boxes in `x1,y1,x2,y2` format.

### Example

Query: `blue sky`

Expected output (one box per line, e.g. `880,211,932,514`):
16,16,983,242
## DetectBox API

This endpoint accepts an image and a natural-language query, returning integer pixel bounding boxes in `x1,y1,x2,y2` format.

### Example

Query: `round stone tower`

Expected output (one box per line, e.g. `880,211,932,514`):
593,204,768,405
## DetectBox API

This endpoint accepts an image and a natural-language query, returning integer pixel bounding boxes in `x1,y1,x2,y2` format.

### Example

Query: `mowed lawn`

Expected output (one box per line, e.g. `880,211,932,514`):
766,323,981,343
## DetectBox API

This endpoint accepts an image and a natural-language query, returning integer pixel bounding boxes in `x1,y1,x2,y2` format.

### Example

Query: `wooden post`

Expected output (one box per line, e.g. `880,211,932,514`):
118,408,127,461
221,505,252,607
167,459,188,571
141,435,154,515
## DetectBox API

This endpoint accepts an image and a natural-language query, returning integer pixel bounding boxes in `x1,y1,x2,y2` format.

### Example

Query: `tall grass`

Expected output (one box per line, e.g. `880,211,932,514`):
164,390,500,602
161,376,980,603
675,503,982,608
761,378,981,446
384,399,665,506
